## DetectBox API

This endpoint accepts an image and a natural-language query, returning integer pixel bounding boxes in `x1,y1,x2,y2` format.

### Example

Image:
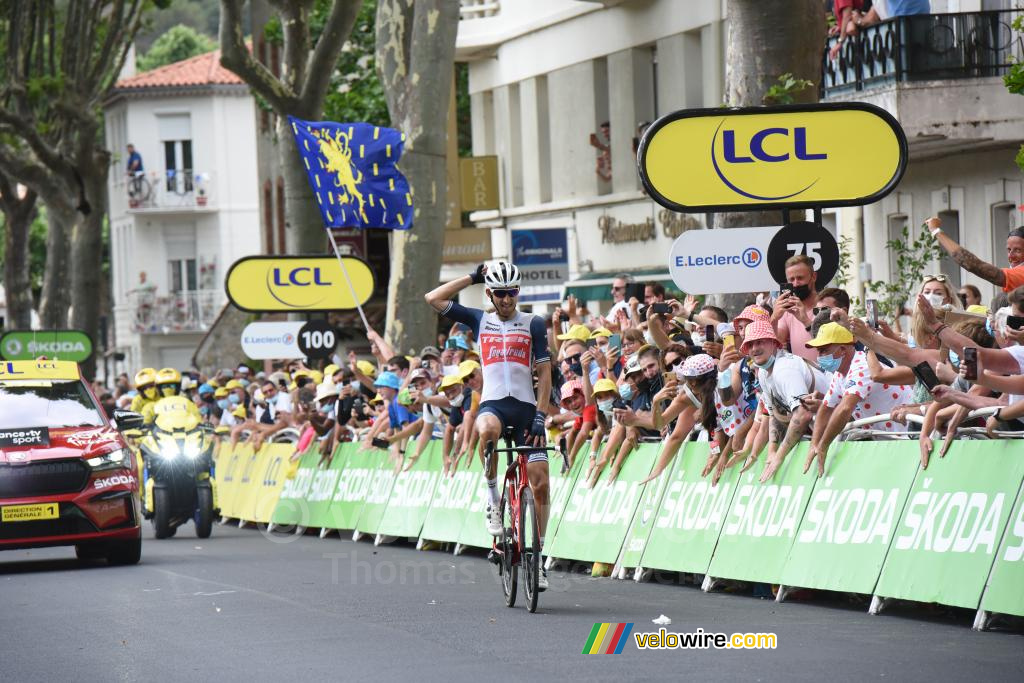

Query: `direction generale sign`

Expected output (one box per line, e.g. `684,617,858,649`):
638,103,908,213
225,256,374,312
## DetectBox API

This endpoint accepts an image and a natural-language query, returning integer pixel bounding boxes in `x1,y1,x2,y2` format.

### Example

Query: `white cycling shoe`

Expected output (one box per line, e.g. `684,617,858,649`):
486,504,502,536
538,565,549,592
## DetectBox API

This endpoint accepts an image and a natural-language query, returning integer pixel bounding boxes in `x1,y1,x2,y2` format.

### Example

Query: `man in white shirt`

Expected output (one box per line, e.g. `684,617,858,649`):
740,319,829,482
804,323,913,475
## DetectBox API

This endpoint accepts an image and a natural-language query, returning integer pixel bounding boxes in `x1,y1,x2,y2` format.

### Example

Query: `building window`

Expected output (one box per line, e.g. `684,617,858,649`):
168,258,198,293
938,209,962,288
164,139,193,193
887,214,907,280
276,177,286,254
263,180,274,254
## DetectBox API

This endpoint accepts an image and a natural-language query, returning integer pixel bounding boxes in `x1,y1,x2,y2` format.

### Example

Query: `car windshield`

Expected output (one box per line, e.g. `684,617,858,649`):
0,381,105,429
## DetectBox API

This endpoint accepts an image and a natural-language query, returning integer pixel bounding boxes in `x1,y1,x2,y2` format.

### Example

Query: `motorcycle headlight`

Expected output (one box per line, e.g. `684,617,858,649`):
184,441,202,459
87,448,129,471
159,440,181,459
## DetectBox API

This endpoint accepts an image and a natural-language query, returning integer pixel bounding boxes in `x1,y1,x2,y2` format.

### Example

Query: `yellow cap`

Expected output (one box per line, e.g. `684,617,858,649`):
589,327,613,339
214,387,229,398
207,378,220,388
440,374,464,390
556,324,592,342
225,379,242,390
805,322,855,348
356,360,377,378
324,364,340,378
458,360,480,378
966,304,989,316
592,378,618,396
370,393,384,404
231,405,246,418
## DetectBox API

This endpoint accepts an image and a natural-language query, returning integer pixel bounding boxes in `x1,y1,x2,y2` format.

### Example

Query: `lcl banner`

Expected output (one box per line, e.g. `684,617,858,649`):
225,255,374,312
638,102,907,213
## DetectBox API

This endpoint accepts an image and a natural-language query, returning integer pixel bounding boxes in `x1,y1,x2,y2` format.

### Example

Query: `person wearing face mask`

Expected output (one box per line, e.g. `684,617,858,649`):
803,323,913,476
739,320,830,483
771,254,821,362
908,274,963,350
401,369,446,472
309,382,340,465
130,367,160,416
555,379,595,471
437,373,473,474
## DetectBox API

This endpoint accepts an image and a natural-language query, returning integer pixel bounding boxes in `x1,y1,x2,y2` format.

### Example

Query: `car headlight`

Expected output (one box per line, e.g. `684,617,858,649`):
87,448,129,471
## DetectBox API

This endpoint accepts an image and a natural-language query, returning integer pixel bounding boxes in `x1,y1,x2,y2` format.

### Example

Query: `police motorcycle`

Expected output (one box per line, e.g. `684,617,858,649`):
132,369,220,539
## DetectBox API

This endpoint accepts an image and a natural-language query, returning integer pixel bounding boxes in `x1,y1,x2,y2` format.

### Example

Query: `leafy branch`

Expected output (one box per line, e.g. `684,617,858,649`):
865,226,945,321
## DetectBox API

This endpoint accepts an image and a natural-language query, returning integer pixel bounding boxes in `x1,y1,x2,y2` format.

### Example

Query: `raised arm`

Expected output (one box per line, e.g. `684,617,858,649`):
425,264,485,312
927,216,1006,288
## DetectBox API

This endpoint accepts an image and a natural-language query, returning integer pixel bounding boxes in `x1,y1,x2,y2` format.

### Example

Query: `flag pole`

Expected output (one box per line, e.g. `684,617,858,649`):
327,229,371,331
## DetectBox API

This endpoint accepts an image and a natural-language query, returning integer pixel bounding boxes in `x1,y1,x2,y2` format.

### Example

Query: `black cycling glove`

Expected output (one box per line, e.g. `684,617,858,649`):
468,264,486,285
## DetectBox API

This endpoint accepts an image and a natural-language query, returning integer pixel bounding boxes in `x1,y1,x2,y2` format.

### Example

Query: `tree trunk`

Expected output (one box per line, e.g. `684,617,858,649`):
278,118,327,255
71,160,108,380
709,0,825,313
38,199,76,329
376,0,460,354
1,187,38,329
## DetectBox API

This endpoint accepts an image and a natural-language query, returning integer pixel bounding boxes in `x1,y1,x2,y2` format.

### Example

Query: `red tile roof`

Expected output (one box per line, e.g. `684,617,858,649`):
115,50,244,89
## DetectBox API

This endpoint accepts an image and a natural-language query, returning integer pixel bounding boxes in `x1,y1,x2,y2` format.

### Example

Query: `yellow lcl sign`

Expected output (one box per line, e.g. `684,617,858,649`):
225,256,374,312
638,103,907,212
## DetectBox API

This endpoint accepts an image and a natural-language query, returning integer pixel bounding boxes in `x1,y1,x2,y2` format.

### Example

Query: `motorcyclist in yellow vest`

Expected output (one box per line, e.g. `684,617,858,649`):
130,368,159,415
142,368,201,424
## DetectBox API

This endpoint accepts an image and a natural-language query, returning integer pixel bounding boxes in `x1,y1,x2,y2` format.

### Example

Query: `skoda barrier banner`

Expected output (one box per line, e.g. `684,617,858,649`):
0,329,93,362
376,443,444,539
225,255,374,312
419,456,482,544
638,444,742,575
325,445,376,531
617,444,675,571
981,479,1024,617
779,441,920,594
545,445,657,564
456,452,495,550
638,102,907,213
302,450,349,530
271,446,322,527
543,445,588,547
355,451,399,537
706,444,816,584
874,439,1024,610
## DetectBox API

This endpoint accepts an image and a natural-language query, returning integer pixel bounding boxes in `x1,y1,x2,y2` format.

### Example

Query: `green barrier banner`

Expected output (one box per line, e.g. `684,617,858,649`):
617,444,673,571
302,447,349,529
875,439,1024,610
324,445,376,530
981,479,1024,617
420,456,482,544
355,450,398,536
542,444,588,546
706,444,816,584
377,443,444,539
545,443,657,564
779,441,920,594
638,443,741,574
456,451,494,550
270,446,323,527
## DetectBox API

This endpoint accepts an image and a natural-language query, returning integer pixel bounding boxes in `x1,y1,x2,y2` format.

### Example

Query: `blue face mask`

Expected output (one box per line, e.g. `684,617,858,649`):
217,399,228,410
619,383,634,401
238,378,250,388
754,354,776,370
228,394,241,405
817,353,841,373
597,399,615,412
948,349,960,368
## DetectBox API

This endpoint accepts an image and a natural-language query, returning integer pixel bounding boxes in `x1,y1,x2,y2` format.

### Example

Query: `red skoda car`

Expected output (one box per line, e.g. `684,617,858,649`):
0,360,143,564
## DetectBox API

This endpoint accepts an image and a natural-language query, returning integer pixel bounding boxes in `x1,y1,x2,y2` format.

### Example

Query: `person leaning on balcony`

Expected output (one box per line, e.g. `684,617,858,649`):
829,0,865,60
927,216,1024,296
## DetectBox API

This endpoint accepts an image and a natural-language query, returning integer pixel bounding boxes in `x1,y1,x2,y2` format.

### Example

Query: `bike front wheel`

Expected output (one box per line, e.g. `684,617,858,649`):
520,486,541,613
499,480,517,608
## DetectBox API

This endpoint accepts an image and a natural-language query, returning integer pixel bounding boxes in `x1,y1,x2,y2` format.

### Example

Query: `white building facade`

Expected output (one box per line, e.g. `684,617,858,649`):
104,51,260,370
455,0,1024,310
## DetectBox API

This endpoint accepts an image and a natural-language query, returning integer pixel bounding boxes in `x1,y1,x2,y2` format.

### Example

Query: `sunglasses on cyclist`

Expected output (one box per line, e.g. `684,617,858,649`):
490,288,519,299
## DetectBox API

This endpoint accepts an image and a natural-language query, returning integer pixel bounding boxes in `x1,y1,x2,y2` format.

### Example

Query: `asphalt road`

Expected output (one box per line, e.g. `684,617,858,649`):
1,522,1020,682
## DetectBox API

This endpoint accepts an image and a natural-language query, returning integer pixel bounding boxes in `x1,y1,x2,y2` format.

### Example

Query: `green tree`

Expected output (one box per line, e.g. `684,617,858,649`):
1003,14,1024,171
322,0,390,126
138,23,216,71
137,0,219,50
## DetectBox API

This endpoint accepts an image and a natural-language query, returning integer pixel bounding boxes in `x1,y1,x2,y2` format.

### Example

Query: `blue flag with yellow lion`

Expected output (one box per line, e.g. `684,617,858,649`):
287,116,413,230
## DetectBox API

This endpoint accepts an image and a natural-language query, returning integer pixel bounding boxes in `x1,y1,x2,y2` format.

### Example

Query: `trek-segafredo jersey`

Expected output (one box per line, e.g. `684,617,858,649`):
441,301,550,405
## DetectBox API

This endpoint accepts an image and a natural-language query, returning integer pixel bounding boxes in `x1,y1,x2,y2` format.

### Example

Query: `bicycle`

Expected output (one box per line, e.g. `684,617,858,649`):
486,427,568,613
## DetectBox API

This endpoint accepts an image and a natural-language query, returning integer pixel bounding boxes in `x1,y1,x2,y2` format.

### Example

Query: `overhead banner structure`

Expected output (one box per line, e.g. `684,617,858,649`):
638,102,908,213
225,255,374,313
0,329,93,363
240,322,305,360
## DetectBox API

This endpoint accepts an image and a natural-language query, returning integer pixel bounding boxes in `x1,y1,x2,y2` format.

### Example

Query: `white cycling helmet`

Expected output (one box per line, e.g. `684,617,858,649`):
483,260,522,289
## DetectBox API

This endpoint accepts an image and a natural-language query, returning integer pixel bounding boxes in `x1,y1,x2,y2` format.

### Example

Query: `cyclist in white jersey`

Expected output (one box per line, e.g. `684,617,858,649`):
425,261,553,590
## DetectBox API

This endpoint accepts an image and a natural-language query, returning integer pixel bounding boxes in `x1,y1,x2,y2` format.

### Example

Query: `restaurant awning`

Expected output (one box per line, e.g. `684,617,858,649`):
561,269,679,302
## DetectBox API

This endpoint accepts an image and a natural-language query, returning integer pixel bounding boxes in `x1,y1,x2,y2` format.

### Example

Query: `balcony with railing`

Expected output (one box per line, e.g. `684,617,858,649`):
114,169,216,213
822,10,1024,156
460,0,500,20
129,289,222,334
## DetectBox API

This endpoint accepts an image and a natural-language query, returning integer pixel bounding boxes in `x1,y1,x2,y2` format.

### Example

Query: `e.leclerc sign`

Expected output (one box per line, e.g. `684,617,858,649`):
225,255,374,313
638,102,908,213
0,329,94,362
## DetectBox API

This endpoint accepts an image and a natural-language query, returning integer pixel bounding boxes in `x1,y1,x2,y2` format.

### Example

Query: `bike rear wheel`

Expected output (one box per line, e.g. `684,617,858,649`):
521,486,541,613
499,480,517,608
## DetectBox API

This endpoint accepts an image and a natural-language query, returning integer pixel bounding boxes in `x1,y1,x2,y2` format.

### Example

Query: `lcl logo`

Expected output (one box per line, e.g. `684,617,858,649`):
712,122,828,201
270,267,333,287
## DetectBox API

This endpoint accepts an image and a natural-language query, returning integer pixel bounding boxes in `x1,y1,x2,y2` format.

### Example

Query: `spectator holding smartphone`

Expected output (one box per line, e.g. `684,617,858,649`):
771,254,821,362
